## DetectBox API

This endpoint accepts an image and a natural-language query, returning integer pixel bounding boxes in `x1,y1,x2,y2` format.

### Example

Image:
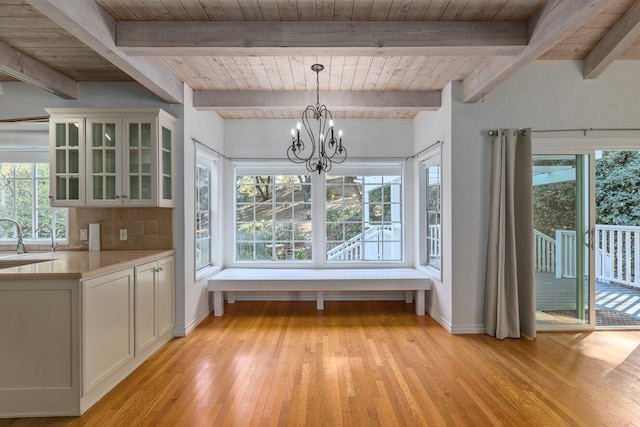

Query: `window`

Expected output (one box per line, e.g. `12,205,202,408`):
0,163,67,242
236,173,312,261
232,163,404,264
195,151,217,271
326,172,402,261
422,150,442,271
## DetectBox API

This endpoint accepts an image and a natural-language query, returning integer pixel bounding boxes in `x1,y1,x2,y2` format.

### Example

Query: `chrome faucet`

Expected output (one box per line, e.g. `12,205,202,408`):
35,224,57,252
0,218,27,254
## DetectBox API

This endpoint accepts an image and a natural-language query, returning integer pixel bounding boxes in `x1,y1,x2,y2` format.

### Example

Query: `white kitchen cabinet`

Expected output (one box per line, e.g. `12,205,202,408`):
46,108,176,208
0,251,175,417
134,256,174,355
82,268,135,394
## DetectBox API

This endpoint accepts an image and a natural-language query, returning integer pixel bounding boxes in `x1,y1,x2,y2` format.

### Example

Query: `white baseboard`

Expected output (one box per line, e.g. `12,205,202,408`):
174,304,215,337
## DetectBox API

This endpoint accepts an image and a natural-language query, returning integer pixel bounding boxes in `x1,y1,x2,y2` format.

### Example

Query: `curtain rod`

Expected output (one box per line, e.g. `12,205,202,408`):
488,128,640,137
410,140,442,159
191,137,226,159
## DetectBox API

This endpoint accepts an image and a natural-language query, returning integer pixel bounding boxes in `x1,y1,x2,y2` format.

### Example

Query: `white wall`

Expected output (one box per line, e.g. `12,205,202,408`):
413,83,453,331
178,85,224,335
224,119,413,159
426,60,640,333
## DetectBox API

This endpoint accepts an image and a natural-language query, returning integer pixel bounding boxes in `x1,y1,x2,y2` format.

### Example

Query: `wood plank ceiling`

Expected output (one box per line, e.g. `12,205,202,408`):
0,0,639,119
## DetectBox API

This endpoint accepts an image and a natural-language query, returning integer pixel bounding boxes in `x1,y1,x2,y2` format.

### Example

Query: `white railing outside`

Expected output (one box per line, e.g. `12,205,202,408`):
326,226,383,261
595,225,640,288
534,230,555,273
555,230,577,279
535,225,640,289
428,224,441,260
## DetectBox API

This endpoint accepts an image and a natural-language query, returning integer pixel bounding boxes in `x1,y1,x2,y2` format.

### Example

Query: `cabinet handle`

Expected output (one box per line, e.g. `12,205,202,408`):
115,195,120,199
122,195,128,199
154,267,163,273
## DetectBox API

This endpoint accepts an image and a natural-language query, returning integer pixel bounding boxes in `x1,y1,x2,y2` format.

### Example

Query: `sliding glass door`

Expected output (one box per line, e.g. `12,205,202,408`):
533,153,595,328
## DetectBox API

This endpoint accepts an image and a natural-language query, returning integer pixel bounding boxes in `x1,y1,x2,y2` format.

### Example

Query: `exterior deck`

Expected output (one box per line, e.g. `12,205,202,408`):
536,272,640,326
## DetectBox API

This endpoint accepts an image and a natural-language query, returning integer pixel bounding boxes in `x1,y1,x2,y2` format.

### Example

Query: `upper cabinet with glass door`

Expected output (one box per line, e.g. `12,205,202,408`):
49,116,85,206
46,108,176,208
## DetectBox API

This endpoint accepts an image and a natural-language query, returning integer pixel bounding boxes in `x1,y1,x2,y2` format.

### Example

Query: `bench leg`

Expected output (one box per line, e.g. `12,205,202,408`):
213,291,224,316
317,291,324,310
227,291,236,304
405,290,413,303
415,290,425,316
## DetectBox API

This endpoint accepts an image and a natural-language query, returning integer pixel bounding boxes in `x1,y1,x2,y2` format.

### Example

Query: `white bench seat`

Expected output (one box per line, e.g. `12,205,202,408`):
207,268,432,316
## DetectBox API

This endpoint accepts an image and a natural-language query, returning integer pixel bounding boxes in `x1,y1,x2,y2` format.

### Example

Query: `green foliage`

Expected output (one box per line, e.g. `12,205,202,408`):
0,163,67,240
326,206,362,241
534,152,640,237
533,180,576,238
596,151,640,225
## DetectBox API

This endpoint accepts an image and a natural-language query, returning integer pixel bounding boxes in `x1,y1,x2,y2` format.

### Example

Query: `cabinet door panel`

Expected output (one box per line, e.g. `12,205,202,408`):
85,117,122,206
83,269,134,394
157,257,175,336
134,262,157,355
49,118,85,206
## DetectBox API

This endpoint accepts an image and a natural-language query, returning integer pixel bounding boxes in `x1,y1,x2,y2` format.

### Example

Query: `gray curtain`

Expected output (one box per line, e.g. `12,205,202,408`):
484,129,536,339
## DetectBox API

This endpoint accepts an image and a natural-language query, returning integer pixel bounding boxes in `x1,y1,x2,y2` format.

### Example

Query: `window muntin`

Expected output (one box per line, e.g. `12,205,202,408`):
195,153,216,271
326,174,402,261
423,153,442,270
235,174,312,261
0,163,67,242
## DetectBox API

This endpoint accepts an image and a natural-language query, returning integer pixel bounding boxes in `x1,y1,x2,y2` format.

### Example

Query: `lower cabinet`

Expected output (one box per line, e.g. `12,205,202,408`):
80,255,175,413
0,254,175,417
134,256,175,355
83,268,135,394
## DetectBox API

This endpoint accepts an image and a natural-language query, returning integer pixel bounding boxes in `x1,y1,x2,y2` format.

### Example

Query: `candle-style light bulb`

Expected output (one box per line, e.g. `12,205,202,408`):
296,122,301,130
329,119,334,128
291,128,295,138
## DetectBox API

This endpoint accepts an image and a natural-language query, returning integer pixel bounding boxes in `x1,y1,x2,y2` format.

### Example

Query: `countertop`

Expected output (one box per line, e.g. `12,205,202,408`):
0,250,175,280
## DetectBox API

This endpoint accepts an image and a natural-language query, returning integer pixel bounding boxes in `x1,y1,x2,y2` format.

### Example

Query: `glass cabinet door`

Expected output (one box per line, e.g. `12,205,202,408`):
86,117,121,205
50,118,84,205
160,125,173,204
124,117,157,205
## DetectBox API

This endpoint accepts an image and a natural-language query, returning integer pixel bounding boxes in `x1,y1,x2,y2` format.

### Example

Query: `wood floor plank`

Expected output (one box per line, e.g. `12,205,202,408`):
2,300,640,426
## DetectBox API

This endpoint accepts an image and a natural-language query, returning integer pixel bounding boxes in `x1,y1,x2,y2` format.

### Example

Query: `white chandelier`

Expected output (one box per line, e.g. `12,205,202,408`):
287,64,347,173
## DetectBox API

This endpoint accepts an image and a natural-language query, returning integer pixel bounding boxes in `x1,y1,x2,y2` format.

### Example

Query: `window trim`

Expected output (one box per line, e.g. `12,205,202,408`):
419,146,443,279
194,147,218,280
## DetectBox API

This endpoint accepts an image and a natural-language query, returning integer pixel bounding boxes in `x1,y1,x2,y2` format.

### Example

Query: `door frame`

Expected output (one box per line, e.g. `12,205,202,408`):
533,141,596,331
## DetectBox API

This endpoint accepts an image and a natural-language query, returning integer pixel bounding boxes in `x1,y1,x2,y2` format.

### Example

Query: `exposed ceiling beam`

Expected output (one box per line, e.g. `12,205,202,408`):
0,40,77,99
462,0,609,103
26,0,184,104
117,21,527,57
193,91,441,111
584,0,640,79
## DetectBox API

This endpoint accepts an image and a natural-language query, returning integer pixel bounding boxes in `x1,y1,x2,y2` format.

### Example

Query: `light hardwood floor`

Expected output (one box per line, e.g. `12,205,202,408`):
2,300,640,426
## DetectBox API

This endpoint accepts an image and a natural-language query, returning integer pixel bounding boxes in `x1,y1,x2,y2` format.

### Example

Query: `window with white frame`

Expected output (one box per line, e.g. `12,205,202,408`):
325,170,402,261
195,150,217,271
235,172,312,261
233,163,404,264
422,150,441,270
0,162,68,242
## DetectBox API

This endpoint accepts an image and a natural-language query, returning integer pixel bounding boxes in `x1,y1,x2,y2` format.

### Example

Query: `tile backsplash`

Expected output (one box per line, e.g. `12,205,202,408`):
0,208,174,252
71,207,174,250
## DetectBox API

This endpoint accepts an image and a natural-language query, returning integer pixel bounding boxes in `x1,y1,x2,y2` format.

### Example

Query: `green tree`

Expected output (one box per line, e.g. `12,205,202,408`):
533,158,577,238
596,151,640,225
